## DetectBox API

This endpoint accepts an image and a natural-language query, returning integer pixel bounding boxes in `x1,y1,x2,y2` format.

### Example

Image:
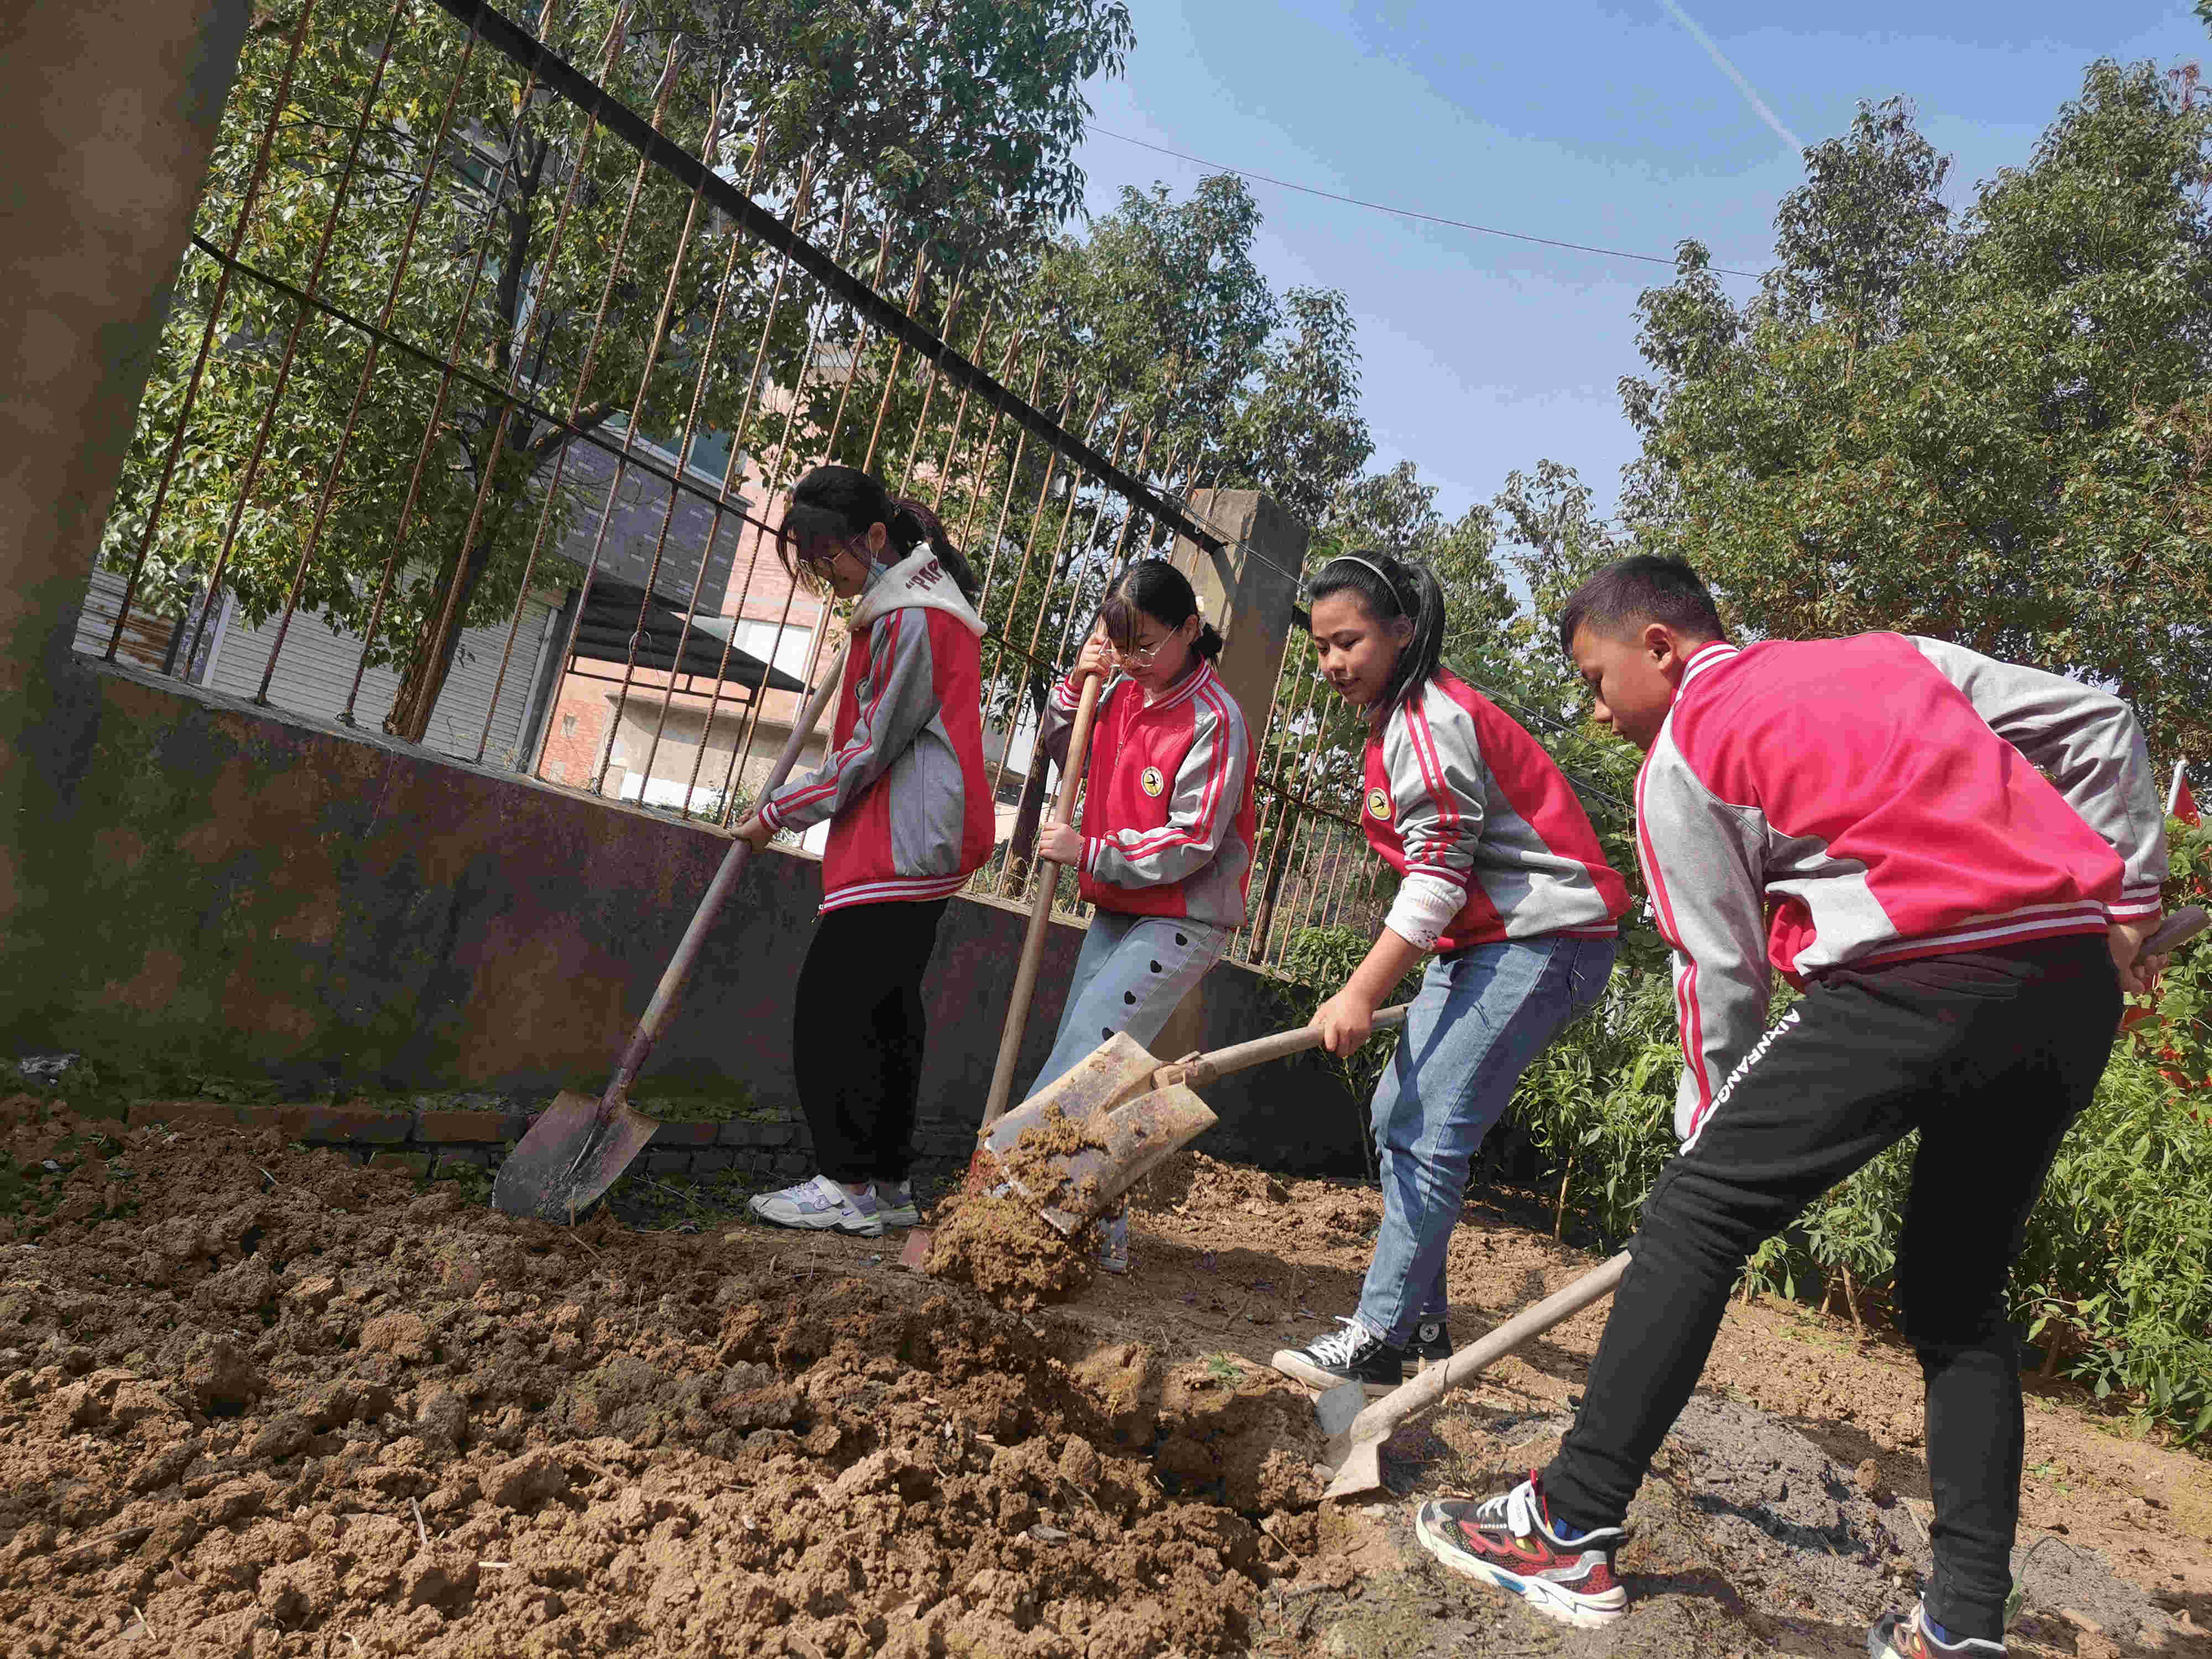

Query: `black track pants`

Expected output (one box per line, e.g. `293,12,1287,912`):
1541,936,2120,1642
791,898,950,1186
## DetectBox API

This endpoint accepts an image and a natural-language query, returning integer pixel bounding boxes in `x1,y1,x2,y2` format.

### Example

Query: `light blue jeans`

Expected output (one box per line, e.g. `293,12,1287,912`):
1031,911,1227,1270
1030,911,1228,1098
1354,935,1616,1348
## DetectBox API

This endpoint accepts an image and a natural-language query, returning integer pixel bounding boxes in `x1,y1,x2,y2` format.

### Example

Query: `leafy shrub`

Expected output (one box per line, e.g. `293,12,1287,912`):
1504,969,1679,1241
2014,1044,2212,1436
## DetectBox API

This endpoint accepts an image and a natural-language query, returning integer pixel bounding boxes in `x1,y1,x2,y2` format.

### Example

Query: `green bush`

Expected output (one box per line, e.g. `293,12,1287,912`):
1504,968,1679,1242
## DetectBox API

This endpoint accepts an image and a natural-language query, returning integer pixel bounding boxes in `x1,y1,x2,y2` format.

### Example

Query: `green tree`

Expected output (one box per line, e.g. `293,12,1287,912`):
929,175,1374,726
103,0,1133,739
1213,285,1373,526
1619,70,2212,760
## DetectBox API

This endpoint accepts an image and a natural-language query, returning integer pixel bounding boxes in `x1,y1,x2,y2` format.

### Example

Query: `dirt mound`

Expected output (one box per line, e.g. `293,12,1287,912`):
7,1098,2203,1657
1139,1151,1381,1251
0,1097,1332,1657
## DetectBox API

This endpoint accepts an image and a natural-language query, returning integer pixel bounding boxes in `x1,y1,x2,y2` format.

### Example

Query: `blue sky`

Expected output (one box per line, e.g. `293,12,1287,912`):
1070,3,2210,527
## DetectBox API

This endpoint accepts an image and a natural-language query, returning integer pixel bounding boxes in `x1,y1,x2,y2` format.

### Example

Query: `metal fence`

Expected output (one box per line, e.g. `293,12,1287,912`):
88,0,1370,973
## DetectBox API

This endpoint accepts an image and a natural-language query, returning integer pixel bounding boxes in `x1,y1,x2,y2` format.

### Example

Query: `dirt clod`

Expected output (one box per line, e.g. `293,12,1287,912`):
922,1104,1117,1310
414,1384,468,1447
922,1192,1095,1309
182,1334,260,1413
483,1448,567,1511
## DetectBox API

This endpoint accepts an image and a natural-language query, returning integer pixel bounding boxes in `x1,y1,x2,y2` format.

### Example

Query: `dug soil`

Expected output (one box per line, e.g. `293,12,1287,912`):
1,1099,2205,1657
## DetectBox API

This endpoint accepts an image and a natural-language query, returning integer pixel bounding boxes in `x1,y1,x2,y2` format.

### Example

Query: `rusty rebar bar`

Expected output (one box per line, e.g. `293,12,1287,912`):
257,0,499,705
105,0,321,665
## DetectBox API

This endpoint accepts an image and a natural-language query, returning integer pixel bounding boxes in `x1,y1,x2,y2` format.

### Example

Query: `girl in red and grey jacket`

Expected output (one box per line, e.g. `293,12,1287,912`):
738,465,994,1240
1273,550,1627,1396
1029,562,1258,1266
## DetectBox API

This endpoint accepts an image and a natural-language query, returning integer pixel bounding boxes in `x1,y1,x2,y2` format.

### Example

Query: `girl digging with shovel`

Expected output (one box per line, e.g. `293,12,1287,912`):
1271,550,1629,1392
1027,560,1259,1272
738,465,994,1239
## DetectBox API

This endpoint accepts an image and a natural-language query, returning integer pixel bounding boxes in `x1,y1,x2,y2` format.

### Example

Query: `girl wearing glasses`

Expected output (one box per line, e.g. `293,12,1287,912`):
1029,560,1259,1269
737,464,993,1240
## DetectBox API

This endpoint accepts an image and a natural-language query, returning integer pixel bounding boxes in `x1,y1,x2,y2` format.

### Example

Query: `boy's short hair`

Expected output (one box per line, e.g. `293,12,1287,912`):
1557,555,1725,653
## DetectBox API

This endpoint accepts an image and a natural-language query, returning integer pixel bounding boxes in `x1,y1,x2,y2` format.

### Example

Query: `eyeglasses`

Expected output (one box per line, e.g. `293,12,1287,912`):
797,536,864,577
1116,638,1170,667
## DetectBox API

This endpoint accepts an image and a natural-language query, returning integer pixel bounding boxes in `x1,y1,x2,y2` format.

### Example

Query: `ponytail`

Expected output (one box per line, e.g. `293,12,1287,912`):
1096,559,1223,662
887,496,983,604
1308,549,1445,711
778,463,982,604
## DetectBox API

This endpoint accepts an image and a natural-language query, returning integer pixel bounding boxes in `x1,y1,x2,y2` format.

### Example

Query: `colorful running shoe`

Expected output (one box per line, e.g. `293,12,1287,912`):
1413,1474,1628,1630
747,1174,884,1237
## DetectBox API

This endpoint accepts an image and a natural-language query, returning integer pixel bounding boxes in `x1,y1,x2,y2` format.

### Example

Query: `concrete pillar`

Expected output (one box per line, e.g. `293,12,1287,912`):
0,2,247,924
1156,488,1310,1062
1170,488,1309,741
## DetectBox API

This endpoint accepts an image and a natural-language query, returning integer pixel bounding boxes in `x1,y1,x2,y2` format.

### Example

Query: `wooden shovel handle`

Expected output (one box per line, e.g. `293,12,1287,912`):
1167,1004,1411,1088
602,640,854,1102
1344,1250,1631,1447
979,670,1107,1131
2143,904,2206,959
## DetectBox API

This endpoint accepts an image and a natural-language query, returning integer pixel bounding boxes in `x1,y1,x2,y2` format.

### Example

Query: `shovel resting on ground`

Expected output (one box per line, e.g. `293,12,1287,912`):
1317,1250,1630,1504
1316,902,2211,1503
492,644,854,1222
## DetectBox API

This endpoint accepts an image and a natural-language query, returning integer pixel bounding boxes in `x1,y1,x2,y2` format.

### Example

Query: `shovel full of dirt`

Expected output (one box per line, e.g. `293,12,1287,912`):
491,644,853,1223
903,1005,1410,1268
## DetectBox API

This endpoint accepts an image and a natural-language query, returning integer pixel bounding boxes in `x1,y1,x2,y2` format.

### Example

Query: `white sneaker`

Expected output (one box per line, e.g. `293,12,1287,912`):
747,1174,884,1237
873,1180,921,1228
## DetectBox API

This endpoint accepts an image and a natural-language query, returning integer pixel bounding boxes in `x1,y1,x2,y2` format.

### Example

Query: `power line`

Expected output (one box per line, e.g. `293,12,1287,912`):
1089,126,1768,281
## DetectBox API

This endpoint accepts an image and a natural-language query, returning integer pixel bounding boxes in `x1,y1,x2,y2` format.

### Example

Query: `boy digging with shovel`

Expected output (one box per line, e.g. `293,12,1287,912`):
1418,556,2172,1657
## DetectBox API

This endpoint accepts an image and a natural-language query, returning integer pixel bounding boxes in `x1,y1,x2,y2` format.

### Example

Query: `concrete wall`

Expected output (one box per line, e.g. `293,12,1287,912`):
4,661,1372,1181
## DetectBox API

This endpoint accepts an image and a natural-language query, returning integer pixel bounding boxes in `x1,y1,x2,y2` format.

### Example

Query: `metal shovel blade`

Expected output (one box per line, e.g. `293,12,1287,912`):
899,1033,1167,1269
491,1089,660,1222
982,1032,1162,1159
1318,1251,1631,1503
1034,1082,1218,1234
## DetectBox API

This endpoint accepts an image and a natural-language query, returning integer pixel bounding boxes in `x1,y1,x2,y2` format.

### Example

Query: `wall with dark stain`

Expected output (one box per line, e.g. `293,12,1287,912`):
3,660,1371,1178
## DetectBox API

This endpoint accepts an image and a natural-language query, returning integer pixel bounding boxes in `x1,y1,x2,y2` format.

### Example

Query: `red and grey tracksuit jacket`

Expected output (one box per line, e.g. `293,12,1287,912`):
1039,660,1258,929
1642,634,2166,1146
1361,669,1629,952
758,550,995,914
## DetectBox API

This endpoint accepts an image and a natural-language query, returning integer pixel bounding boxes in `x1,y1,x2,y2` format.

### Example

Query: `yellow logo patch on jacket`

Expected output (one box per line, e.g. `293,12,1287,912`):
1140,765,1166,798
1365,786,1391,822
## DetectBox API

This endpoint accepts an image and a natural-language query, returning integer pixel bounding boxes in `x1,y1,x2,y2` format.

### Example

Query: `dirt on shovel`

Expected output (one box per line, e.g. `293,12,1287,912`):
922,1104,1108,1311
